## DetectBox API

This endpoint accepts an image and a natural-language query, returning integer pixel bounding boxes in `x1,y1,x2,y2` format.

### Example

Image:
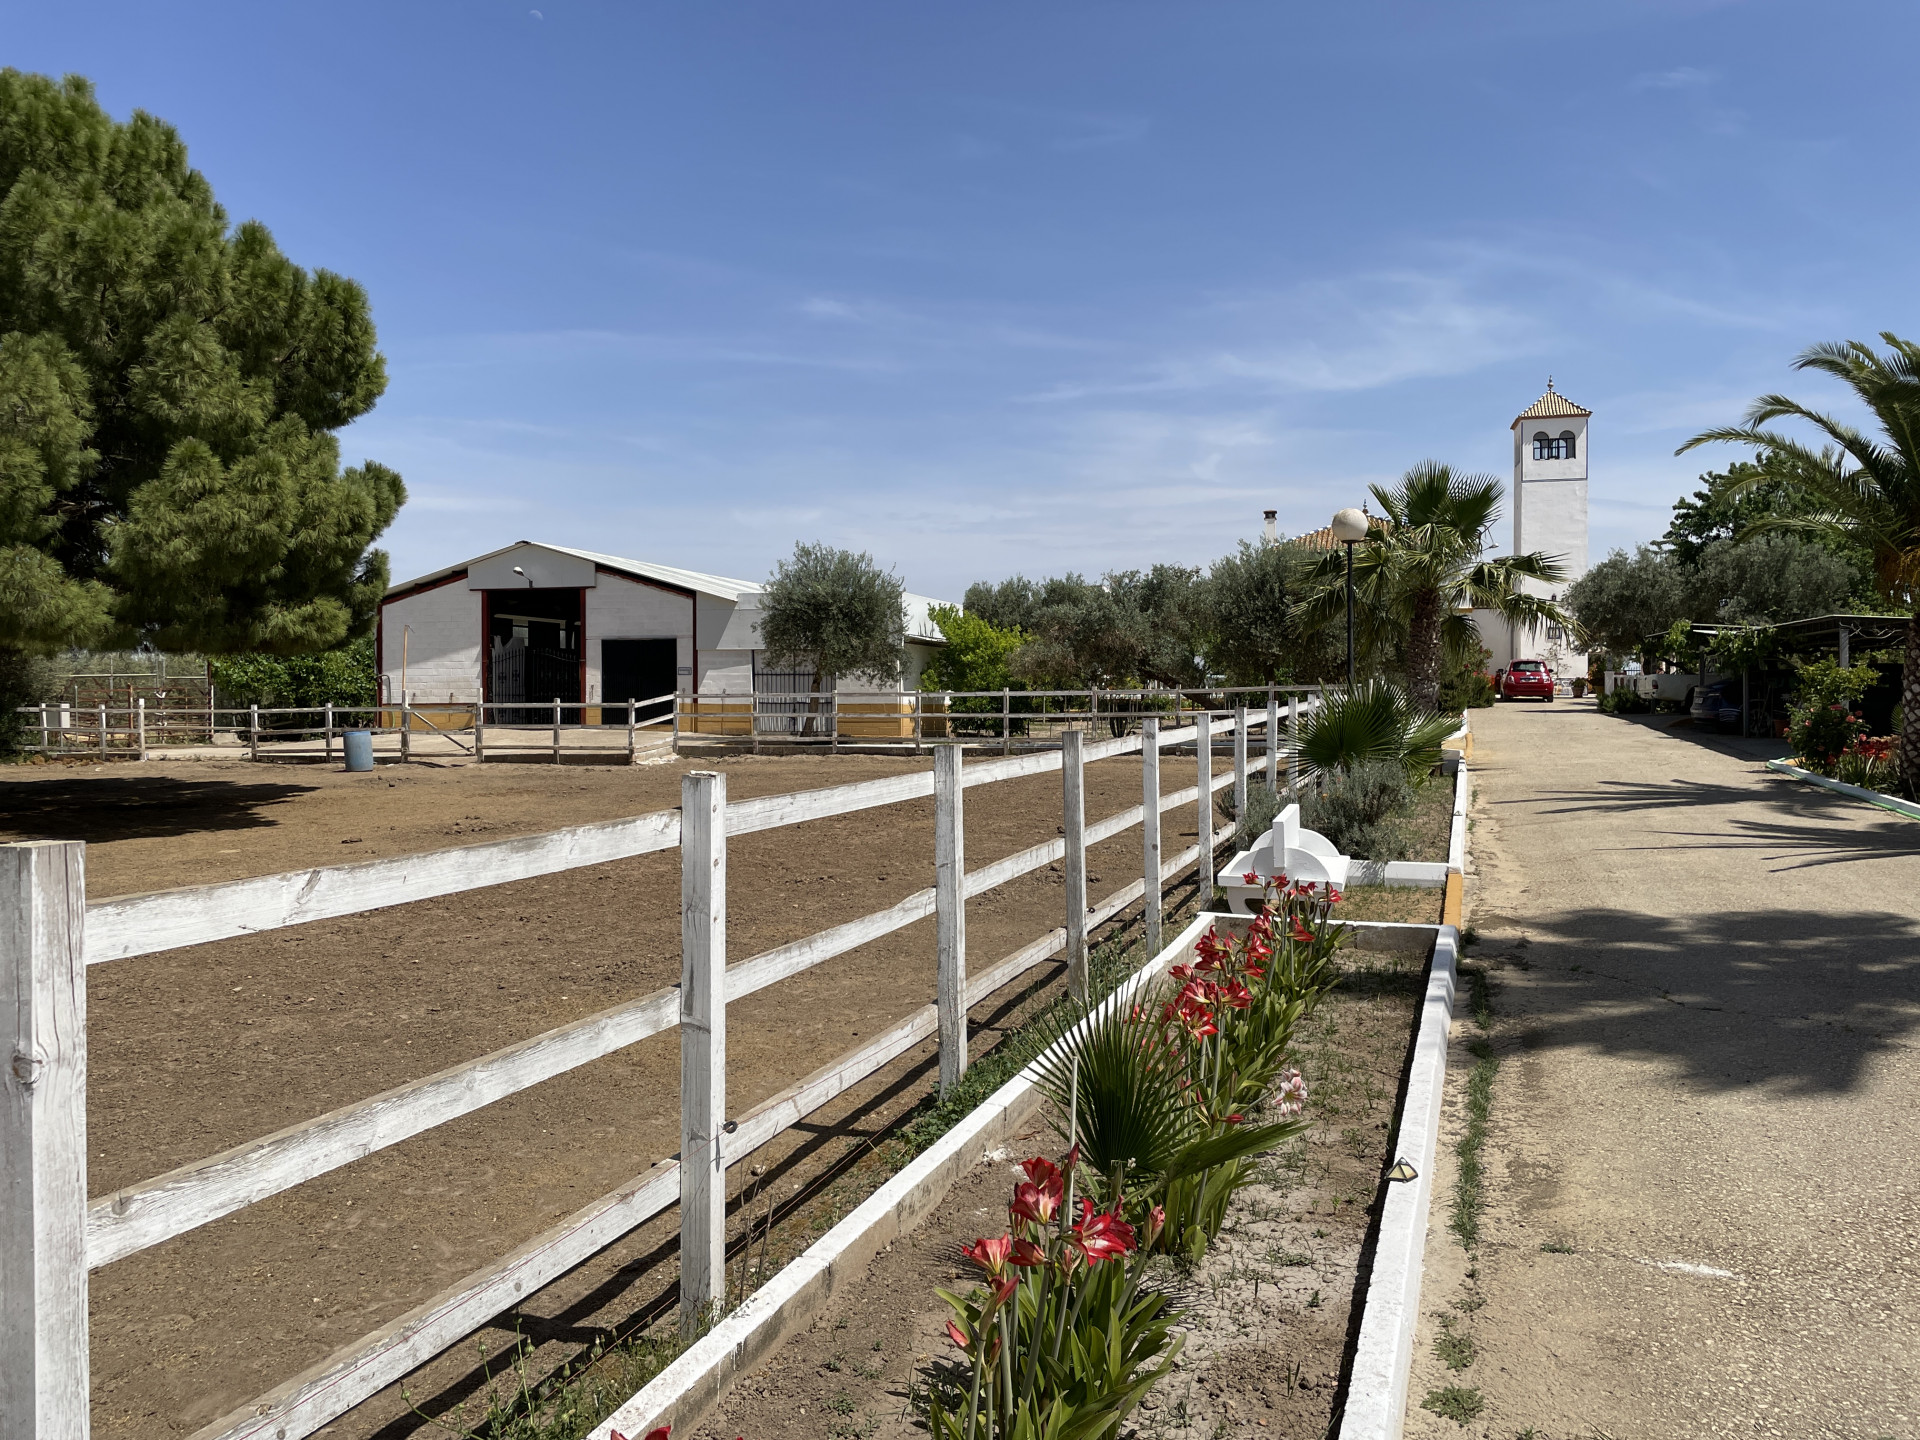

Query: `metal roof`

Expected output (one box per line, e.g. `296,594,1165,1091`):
1649,612,1908,647
1512,380,1592,427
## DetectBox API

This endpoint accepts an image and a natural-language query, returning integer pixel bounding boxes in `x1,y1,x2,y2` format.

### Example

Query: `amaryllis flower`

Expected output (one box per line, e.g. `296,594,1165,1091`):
1223,979,1254,1010
961,1234,1015,1278
1326,888,1343,905
1242,869,1262,885
946,1319,970,1350
1289,918,1314,945
1020,1155,1060,1189
1144,1204,1167,1249
1195,931,1230,965
1010,1174,1064,1227
1273,1068,1308,1116
1069,1200,1137,1263
1009,1237,1048,1269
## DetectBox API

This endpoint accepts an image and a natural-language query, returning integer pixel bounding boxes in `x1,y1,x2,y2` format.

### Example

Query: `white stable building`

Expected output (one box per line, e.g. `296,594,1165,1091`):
376,541,948,722
1478,381,1591,681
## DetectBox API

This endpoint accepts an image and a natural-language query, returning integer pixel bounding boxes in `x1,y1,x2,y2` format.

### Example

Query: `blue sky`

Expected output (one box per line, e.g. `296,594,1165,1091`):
9,1,1915,600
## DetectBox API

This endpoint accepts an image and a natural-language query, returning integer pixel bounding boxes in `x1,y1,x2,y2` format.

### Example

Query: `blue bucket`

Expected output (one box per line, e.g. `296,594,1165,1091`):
342,729,375,772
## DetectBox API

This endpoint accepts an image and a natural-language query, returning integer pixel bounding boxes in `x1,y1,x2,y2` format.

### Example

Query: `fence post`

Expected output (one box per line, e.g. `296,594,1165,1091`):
1001,688,1011,757
249,703,260,763
0,841,91,1440
38,704,48,752
912,691,923,755
1233,705,1248,832
1266,690,1280,793
627,698,636,765
671,692,680,757
1062,729,1088,1000
323,701,334,763
1289,690,1302,789
935,745,967,1096
552,697,561,764
678,771,727,1336
136,698,146,763
1141,717,1161,961
1195,710,1213,898
97,704,107,760
474,699,486,764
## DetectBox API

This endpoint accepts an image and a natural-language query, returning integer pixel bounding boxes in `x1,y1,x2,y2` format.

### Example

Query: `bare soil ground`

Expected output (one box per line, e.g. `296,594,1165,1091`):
689,949,1427,1440
0,749,1231,1439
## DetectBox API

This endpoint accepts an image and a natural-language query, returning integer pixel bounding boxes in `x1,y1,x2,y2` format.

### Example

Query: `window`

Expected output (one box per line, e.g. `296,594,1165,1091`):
1532,430,1577,461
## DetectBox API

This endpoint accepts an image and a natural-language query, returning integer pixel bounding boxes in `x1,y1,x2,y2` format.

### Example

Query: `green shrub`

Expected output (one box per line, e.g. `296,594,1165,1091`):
1596,685,1649,716
1225,782,1282,849
1438,642,1496,711
1786,657,1875,773
1299,760,1416,860
210,637,376,726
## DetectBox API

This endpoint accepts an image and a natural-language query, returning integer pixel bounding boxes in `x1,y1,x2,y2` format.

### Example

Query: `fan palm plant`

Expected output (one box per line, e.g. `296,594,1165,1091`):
1679,334,1920,794
1293,462,1576,710
1287,679,1459,781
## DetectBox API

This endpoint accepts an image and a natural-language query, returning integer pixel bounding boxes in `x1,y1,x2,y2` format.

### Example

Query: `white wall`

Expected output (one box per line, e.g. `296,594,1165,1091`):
380,583,482,703
584,573,694,701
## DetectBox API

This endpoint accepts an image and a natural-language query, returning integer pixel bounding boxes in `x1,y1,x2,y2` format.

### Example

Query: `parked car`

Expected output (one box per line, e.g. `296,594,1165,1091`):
1497,659,1555,702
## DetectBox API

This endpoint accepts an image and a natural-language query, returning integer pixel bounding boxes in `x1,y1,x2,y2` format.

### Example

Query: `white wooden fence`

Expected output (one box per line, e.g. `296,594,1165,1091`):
1,703,1304,1440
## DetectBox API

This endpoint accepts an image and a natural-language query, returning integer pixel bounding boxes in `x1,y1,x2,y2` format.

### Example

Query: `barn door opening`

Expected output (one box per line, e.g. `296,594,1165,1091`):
600,639,676,726
487,587,583,724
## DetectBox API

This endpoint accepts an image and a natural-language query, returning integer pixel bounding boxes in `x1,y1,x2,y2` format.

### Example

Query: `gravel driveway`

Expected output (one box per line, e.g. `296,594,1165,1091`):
1403,698,1920,1440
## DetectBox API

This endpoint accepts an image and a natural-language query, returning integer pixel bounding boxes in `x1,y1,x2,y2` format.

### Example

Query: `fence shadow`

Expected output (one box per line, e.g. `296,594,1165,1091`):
0,774,316,843
1471,904,1920,1096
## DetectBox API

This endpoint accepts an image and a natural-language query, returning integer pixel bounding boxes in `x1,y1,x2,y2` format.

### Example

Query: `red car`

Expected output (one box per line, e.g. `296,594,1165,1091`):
1498,659,1555,701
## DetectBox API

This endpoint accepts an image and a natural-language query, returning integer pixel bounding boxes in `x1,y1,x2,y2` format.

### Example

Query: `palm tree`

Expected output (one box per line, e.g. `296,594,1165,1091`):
1293,461,1575,712
1680,334,1920,795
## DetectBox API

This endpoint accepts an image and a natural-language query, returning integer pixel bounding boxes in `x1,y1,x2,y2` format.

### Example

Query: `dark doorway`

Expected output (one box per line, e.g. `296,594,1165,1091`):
487,587,584,723
600,639,677,725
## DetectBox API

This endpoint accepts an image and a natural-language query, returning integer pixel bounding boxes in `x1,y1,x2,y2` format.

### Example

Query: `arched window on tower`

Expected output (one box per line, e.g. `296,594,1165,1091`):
1533,430,1576,460
1559,429,1577,459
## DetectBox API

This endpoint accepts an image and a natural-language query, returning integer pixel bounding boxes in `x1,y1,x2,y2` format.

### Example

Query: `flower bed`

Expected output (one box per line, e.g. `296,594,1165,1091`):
669,898,1433,1440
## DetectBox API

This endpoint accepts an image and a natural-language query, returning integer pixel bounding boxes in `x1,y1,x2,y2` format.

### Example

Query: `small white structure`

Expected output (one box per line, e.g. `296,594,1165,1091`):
1478,380,1591,684
376,541,948,724
1216,802,1352,915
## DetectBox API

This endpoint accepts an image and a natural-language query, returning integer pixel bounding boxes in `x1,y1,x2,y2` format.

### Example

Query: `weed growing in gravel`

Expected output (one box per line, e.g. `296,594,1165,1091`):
1449,965,1500,1249
406,1327,687,1440
1540,1240,1575,1254
1433,1316,1477,1371
1420,1385,1486,1424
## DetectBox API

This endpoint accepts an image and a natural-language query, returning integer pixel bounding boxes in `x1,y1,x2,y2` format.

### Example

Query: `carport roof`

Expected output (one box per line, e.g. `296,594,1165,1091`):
1652,612,1909,649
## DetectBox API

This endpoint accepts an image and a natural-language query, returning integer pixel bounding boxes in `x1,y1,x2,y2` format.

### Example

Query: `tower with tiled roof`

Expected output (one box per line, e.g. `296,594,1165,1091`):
1486,380,1591,679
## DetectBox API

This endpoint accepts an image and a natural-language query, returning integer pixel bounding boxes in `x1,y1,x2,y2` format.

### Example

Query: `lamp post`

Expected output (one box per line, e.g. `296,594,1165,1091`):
1330,507,1370,691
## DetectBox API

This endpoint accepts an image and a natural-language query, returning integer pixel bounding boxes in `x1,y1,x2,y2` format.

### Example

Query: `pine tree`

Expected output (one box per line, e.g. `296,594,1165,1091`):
0,70,404,708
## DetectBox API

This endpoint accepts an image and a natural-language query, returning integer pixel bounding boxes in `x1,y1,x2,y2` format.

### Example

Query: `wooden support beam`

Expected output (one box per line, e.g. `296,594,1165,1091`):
1195,710,1213,903
679,772,727,1336
1232,705,1248,833
935,746,967,1096
1,842,90,1440
1266,692,1279,792
1061,729,1088,1000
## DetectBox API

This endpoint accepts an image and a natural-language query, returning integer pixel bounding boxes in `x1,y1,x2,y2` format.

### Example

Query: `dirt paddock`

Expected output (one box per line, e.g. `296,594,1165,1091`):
0,748,1234,1438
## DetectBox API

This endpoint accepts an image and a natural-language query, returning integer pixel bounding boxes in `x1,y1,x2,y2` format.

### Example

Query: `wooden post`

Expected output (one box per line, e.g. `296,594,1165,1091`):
97,703,107,760
0,841,91,1440
1142,717,1161,960
474,699,487,764
1288,689,1301,789
912,691,923,754
935,745,967,1096
323,701,334,763
552,697,561,764
1195,710,1213,897
1001,687,1011,757
136,698,147,763
1089,686,1099,740
1062,729,1088,1000
1232,705,1248,834
38,704,48,752
679,771,727,1336
249,703,260,763
1266,689,1280,793
671,691,680,757
627,698,637,765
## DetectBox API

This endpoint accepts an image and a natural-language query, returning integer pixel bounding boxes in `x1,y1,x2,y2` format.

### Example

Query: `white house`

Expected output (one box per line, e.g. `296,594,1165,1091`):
376,541,949,724
1478,381,1591,680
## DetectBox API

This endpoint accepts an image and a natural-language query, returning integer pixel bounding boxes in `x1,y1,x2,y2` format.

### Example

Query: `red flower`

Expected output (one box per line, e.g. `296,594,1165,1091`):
1020,1155,1060,1190
962,1234,1015,1278
1223,979,1254,1010
946,1319,970,1350
1289,918,1314,945
1010,1170,1064,1227
1069,1199,1137,1264
1010,1237,1048,1268
1242,869,1262,885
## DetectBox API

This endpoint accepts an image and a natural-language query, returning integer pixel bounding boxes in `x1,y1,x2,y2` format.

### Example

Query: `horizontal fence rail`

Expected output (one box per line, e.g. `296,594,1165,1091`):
7,707,1293,1440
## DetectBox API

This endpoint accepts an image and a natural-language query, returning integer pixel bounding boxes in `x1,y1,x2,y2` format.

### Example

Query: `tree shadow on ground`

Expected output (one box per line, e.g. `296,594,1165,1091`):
0,774,316,843
1468,904,1920,1096
1498,776,1920,869
1601,708,1790,761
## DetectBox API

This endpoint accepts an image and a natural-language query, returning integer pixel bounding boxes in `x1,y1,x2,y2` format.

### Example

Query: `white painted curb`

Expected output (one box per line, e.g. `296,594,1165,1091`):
1338,926,1459,1440
1765,759,1920,821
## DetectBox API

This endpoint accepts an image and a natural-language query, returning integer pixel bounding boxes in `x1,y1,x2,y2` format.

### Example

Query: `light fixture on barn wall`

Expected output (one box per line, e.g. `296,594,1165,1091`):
512,565,532,588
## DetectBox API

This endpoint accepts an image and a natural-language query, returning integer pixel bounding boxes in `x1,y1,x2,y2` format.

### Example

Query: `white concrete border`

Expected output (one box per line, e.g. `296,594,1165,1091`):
1447,757,1469,877
1765,759,1920,821
1338,926,1459,1440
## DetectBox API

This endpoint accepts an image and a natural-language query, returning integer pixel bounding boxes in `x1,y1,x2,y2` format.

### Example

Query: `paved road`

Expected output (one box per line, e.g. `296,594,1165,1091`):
1406,699,1920,1440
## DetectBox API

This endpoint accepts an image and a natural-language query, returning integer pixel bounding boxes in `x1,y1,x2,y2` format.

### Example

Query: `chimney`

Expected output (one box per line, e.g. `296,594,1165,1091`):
1262,510,1277,545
